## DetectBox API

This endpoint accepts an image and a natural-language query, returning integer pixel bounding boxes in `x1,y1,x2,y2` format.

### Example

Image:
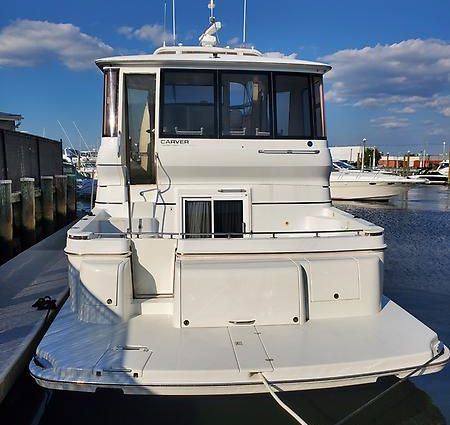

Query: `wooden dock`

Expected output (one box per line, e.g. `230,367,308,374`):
0,225,69,403
0,176,76,263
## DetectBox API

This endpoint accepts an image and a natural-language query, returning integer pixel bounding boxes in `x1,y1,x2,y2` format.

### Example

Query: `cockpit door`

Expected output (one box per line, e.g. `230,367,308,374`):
125,74,156,184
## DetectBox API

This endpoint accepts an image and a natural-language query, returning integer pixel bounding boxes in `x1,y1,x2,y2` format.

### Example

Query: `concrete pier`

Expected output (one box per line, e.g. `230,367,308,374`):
0,225,69,403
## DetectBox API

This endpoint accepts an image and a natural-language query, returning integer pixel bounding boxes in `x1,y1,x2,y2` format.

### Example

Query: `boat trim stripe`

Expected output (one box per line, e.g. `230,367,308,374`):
30,353,448,390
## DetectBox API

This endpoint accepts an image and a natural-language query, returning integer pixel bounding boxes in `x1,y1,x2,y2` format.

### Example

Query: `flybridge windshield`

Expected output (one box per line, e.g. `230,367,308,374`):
160,70,326,139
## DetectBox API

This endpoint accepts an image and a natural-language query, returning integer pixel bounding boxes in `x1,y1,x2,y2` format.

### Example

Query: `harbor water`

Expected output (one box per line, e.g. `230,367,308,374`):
1,185,449,425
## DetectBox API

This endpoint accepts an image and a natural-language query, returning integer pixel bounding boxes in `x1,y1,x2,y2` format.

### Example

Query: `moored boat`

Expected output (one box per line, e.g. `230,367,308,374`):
30,9,448,396
330,161,416,201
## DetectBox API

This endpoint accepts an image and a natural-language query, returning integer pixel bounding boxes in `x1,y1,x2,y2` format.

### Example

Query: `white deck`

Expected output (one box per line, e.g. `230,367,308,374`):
30,298,448,395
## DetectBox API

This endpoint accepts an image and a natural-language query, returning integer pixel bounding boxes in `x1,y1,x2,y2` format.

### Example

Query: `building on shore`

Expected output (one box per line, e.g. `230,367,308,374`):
0,112,23,131
379,154,443,169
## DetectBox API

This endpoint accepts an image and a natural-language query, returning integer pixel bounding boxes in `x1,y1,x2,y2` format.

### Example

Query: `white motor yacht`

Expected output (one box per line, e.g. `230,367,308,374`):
330,161,415,201
30,15,448,396
437,160,449,177
408,169,448,185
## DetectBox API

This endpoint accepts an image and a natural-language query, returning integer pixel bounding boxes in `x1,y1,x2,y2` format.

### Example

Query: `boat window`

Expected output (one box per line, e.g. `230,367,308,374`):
184,200,212,238
102,68,119,137
213,200,244,238
125,74,157,184
161,71,216,138
274,74,312,138
184,199,244,238
220,72,271,137
313,75,326,138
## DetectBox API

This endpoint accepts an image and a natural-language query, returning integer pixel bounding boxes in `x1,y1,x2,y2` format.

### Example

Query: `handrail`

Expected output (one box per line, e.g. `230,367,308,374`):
258,149,320,155
76,227,374,240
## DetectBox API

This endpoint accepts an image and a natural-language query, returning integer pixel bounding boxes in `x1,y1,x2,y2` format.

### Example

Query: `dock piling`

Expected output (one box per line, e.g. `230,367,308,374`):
55,175,67,226
20,177,36,248
0,180,13,261
67,175,77,220
41,176,55,234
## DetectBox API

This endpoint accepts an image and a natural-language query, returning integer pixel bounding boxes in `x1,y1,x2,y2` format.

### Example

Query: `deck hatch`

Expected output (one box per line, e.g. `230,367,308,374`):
94,346,152,378
228,326,273,373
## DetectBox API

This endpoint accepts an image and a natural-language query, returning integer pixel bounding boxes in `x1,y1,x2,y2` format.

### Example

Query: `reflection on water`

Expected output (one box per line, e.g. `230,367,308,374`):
38,378,444,425
1,187,448,425
336,185,450,421
334,184,450,212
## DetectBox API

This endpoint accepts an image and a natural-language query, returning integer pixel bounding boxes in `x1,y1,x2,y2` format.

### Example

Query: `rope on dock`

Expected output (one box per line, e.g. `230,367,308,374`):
32,296,57,322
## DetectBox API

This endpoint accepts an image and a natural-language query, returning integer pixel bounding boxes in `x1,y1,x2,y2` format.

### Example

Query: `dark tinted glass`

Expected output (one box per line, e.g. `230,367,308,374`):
103,69,119,137
313,76,325,138
214,200,243,238
162,71,216,138
125,74,156,184
275,74,312,138
184,200,211,238
221,73,271,137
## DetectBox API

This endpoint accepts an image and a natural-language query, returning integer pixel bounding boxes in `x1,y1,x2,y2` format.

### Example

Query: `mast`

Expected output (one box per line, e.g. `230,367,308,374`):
243,0,247,44
172,0,176,45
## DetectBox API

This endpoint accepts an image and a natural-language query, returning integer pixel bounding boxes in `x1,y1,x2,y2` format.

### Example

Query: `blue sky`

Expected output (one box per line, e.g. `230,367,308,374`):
1,0,449,155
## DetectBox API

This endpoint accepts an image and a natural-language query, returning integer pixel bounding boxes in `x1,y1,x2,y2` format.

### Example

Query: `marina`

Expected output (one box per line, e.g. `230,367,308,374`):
0,185,449,424
0,1,449,424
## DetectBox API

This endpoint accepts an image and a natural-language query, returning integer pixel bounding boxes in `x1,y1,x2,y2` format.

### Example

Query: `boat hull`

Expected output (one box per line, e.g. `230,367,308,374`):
330,181,411,201
30,298,449,395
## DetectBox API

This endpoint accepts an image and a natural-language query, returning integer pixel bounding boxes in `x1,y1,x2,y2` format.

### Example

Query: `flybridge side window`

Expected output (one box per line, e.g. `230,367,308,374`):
220,72,271,137
161,70,216,138
274,73,312,138
313,76,326,138
102,68,119,137
125,74,156,184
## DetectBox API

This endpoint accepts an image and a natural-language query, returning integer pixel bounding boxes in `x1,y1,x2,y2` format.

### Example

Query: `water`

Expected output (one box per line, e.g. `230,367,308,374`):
1,185,449,425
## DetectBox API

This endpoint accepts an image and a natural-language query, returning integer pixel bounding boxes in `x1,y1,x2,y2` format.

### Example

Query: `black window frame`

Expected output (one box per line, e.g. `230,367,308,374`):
218,69,274,139
160,68,218,139
159,69,326,140
312,74,326,139
182,197,245,239
124,73,157,184
273,71,314,140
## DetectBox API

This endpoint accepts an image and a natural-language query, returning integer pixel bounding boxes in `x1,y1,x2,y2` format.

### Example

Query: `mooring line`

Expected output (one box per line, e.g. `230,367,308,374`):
260,344,445,425
260,373,310,425
29,389,53,425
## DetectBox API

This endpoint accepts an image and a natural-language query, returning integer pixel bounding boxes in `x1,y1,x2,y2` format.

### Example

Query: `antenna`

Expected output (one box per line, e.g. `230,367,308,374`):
57,120,76,151
163,0,167,47
208,0,215,20
73,121,91,151
172,0,176,45
243,0,247,44
199,0,222,47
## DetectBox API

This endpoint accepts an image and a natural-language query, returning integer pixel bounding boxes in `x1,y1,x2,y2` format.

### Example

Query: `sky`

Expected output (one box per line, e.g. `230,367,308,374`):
1,0,449,155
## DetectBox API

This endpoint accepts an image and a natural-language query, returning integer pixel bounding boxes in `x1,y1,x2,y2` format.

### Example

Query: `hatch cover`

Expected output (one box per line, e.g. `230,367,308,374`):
228,326,273,373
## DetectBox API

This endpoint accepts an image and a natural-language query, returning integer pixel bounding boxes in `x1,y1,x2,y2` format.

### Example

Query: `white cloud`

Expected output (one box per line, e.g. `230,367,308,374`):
118,24,170,46
395,106,416,114
441,107,450,117
321,39,450,118
427,127,446,135
264,51,298,59
370,116,409,129
227,36,240,46
0,19,114,69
